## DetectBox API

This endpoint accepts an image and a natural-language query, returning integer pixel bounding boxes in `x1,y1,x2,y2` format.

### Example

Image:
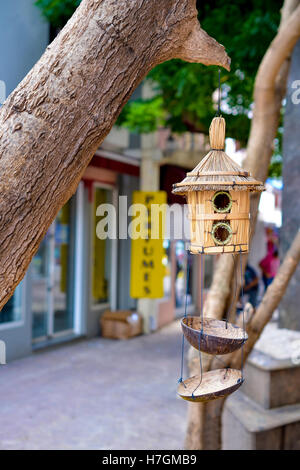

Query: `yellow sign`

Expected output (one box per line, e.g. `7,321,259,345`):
130,191,167,298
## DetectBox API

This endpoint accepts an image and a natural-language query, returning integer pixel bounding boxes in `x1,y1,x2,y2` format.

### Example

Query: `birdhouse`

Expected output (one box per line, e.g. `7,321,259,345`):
172,117,264,254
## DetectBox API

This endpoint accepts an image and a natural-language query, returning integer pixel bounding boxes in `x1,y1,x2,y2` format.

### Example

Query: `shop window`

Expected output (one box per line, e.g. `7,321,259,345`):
32,198,75,340
92,187,113,305
0,284,23,325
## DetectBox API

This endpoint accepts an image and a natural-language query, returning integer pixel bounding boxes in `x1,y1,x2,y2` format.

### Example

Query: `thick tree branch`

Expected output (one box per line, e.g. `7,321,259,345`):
0,0,230,309
255,4,300,92
247,2,300,183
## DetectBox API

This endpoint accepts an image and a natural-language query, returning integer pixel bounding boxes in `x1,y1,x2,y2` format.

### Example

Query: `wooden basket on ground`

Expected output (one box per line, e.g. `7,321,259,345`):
181,316,247,355
172,117,265,254
100,310,142,340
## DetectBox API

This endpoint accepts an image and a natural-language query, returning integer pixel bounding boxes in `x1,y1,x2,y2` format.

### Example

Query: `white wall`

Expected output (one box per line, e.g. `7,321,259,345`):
0,1,49,360
0,0,49,100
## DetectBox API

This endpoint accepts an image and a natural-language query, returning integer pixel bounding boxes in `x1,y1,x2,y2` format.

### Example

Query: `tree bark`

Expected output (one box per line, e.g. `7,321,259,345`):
186,229,300,450
0,0,230,309
185,0,300,450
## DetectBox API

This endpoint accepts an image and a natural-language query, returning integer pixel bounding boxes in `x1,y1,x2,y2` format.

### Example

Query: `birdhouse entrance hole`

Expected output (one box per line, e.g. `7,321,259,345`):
212,221,232,245
212,191,232,213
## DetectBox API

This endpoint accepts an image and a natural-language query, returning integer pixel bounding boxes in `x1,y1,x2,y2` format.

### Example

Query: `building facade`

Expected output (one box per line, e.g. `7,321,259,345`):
0,3,205,361
0,136,204,361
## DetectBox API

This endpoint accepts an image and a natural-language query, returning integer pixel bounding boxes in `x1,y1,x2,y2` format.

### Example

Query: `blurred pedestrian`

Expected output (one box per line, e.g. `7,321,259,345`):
259,249,280,291
243,264,259,308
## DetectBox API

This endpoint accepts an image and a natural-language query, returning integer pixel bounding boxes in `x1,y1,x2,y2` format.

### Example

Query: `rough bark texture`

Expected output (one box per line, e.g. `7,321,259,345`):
185,0,300,450
0,0,230,309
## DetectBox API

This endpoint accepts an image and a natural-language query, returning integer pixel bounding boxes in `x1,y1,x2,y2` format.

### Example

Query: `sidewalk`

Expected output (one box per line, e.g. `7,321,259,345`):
0,321,187,450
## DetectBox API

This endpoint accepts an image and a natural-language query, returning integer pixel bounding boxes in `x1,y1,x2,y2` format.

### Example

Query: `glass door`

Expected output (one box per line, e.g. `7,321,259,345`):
174,240,194,315
32,199,75,342
32,231,51,339
53,202,75,334
91,185,116,308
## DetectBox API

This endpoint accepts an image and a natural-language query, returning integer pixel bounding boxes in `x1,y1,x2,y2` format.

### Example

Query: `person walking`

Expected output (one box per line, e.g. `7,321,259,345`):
259,249,280,291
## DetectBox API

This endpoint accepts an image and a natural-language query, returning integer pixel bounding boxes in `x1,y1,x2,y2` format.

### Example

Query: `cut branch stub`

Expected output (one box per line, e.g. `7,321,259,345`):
173,20,231,71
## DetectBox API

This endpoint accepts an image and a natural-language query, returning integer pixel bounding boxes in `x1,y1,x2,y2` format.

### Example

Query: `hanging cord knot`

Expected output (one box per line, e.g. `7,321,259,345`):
239,248,246,380
225,254,238,330
209,71,225,152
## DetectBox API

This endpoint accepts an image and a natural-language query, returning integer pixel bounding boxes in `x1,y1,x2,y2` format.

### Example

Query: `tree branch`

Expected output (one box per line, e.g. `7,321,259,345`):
255,3,300,93
0,0,230,309
174,20,230,70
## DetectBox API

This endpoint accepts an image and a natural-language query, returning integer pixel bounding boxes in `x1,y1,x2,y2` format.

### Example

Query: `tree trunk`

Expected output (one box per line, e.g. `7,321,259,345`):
186,229,300,449
0,0,230,309
208,230,300,444
185,0,300,450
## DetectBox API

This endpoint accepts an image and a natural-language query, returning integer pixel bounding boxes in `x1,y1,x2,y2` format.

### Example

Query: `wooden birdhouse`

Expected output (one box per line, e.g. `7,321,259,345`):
172,117,264,254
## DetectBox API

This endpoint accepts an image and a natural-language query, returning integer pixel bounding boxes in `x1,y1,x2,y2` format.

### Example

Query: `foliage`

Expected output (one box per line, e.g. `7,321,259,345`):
35,0,284,174
268,153,282,178
268,128,283,177
120,0,282,144
117,97,166,134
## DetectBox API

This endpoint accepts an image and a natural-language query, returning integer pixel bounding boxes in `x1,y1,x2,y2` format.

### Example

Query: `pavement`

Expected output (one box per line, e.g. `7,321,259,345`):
0,320,188,450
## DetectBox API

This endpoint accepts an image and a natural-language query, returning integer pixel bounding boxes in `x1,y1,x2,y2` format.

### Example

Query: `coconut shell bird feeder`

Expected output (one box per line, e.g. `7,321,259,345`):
178,368,243,403
174,111,265,403
181,316,247,355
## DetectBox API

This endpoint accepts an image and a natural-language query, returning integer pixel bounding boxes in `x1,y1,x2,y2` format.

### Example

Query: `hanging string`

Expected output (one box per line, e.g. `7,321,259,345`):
213,251,245,377
217,68,221,116
239,248,246,380
178,250,191,386
224,254,238,329
192,253,204,398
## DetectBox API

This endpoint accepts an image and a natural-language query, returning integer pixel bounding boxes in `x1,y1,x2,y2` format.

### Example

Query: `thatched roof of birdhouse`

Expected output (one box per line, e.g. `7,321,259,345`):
172,117,265,195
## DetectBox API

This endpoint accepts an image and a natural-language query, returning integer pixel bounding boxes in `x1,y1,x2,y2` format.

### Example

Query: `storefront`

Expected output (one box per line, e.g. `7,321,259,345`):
0,152,139,361
0,156,208,361
156,239,196,328
31,198,76,342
